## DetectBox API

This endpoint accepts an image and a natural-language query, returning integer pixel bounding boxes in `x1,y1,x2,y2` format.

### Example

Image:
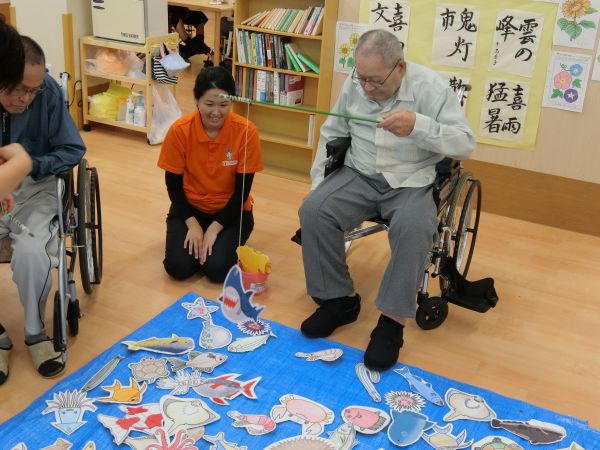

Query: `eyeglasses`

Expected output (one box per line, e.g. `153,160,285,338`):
352,59,400,88
9,85,45,98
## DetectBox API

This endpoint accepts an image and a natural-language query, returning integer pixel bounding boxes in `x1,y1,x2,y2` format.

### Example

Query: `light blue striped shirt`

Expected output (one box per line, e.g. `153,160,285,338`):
311,61,475,189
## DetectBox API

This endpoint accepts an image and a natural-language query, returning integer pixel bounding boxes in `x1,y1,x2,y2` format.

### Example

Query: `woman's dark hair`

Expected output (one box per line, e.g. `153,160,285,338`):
193,66,236,100
0,21,25,91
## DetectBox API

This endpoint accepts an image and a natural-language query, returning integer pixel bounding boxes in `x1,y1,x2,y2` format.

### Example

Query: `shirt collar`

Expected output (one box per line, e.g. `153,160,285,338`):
194,111,231,143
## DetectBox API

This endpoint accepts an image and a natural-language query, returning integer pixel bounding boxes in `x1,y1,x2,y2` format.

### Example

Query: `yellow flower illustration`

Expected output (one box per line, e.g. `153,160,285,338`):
562,0,591,19
339,43,351,58
349,33,360,48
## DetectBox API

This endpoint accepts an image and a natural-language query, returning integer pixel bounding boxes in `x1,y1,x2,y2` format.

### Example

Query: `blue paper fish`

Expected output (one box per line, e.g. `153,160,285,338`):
394,366,444,406
388,410,434,447
218,265,264,323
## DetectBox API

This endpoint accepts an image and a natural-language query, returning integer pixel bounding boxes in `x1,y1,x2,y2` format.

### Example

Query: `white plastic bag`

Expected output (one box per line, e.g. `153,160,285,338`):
149,85,182,145
158,43,190,77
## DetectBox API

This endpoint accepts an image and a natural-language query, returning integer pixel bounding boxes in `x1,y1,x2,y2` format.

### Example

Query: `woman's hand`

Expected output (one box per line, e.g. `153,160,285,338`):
184,217,204,259
200,221,224,264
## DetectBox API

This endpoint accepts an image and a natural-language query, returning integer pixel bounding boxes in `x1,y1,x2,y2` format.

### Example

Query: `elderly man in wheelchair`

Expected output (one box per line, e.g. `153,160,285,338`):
0,36,86,383
298,29,490,372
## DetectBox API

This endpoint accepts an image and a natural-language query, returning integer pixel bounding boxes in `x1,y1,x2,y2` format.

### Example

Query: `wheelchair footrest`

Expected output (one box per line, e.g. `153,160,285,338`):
441,257,498,313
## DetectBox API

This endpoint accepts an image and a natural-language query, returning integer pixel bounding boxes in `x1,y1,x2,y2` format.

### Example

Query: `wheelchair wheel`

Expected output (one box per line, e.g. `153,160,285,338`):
445,172,481,278
416,297,449,330
77,161,103,294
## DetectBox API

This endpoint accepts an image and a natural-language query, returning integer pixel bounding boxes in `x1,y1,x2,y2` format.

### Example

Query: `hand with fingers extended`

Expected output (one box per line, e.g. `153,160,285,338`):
200,221,223,264
377,109,416,137
184,217,204,260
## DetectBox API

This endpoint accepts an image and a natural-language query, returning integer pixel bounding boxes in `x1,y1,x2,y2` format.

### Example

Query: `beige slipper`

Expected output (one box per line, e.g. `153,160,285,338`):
26,339,65,378
0,345,10,385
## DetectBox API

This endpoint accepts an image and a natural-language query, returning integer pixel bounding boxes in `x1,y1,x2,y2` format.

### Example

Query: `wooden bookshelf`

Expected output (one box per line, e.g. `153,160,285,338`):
232,0,339,182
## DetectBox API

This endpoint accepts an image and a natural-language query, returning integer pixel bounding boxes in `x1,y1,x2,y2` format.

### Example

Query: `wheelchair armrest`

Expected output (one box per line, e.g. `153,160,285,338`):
433,157,460,207
56,169,73,180
324,136,352,178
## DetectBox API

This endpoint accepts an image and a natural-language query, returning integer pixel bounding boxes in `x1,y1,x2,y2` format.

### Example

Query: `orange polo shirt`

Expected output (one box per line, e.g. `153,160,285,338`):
158,111,263,214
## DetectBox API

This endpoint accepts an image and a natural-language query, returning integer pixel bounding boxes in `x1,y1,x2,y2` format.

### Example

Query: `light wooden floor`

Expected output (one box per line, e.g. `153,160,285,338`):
1,63,600,431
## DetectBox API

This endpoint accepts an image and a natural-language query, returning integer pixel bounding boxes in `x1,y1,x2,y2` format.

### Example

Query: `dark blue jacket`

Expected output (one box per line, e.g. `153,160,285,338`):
1,73,86,180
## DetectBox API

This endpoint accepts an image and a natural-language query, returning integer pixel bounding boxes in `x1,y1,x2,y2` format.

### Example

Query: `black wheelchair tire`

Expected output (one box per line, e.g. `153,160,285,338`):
90,167,103,284
52,291,66,352
77,159,93,294
454,179,481,278
416,297,449,330
67,299,80,337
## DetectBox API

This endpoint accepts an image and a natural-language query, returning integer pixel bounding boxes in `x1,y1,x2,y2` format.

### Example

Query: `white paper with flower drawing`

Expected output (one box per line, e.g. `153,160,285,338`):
542,51,592,112
479,79,531,142
368,0,411,52
593,42,600,79
489,9,545,78
431,4,481,68
334,21,369,74
553,0,600,49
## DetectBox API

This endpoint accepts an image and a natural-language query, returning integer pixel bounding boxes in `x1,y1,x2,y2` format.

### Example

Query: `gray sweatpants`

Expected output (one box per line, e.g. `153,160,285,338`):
0,176,59,336
299,166,438,318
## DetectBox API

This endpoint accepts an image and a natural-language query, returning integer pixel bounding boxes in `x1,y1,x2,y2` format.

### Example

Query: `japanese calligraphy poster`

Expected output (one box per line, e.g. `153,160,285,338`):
542,51,592,112
593,44,600,80
369,0,411,51
489,9,545,77
553,0,600,49
439,71,472,110
479,79,530,142
334,21,369,74
432,4,480,68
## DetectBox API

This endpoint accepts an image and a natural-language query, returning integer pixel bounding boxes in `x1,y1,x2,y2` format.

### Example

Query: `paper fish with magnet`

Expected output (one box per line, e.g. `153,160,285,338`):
97,403,162,445
168,351,227,373
122,334,194,355
444,388,496,422
394,366,444,406
160,395,220,435
422,423,473,449
491,418,567,445
96,378,147,404
181,295,218,320
218,264,264,323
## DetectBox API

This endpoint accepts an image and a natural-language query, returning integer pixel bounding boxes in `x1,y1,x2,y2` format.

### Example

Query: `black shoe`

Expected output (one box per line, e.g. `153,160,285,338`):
301,294,361,338
364,314,404,371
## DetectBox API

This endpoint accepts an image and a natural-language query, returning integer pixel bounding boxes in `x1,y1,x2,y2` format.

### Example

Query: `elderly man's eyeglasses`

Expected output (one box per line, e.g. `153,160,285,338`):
10,85,45,98
352,59,400,88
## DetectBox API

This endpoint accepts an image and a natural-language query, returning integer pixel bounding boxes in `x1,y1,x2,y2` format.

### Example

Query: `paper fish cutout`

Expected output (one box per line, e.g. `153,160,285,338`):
295,348,343,362
42,389,97,435
327,422,357,450
128,356,169,383
218,265,264,323
385,390,425,413
81,354,123,392
556,443,585,450
394,366,444,406
204,432,248,450
10,445,28,450
471,435,524,450
199,317,232,349
387,409,434,447
97,403,162,444
355,363,381,403
228,410,277,435
342,405,390,434
264,435,336,450
227,332,276,353
236,245,271,274
147,428,199,450
491,418,567,445
444,388,496,422
96,378,147,404
271,394,334,436
422,423,473,449
161,395,220,435
181,296,219,320
191,373,261,405
39,439,72,450
168,351,227,373
122,334,194,355
81,442,96,450
156,371,206,396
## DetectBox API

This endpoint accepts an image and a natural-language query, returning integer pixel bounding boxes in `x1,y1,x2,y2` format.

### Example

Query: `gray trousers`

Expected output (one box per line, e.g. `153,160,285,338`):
0,177,59,336
299,166,437,318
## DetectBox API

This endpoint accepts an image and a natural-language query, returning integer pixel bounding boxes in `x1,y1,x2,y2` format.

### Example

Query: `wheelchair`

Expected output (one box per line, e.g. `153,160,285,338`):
0,72,103,363
292,86,497,330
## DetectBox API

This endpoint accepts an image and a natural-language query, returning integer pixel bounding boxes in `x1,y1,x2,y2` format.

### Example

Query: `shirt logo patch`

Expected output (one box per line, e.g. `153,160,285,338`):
223,149,237,166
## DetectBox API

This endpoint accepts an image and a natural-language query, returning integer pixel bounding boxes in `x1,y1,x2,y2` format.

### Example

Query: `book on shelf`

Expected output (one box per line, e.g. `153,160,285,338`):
305,6,323,35
285,75,304,106
284,43,302,72
285,43,309,72
310,8,325,36
293,8,312,34
296,52,320,74
307,114,315,146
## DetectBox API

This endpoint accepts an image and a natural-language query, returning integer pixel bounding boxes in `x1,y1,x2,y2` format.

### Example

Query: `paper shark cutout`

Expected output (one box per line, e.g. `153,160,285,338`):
218,265,264,323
